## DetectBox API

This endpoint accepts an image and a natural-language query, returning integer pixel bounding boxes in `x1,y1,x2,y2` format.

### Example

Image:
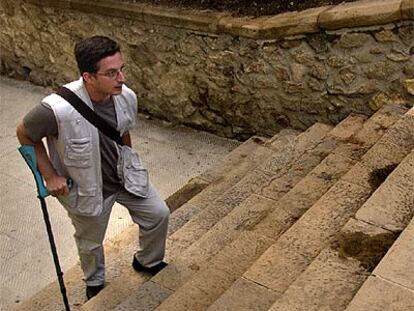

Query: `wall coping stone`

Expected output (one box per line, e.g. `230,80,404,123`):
24,0,413,39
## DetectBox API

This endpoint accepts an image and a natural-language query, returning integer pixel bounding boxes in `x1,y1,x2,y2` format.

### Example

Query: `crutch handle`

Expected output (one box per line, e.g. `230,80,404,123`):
18,145,49,198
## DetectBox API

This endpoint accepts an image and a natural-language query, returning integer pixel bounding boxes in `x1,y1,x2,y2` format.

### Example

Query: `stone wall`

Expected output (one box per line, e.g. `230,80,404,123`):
1,0,413,138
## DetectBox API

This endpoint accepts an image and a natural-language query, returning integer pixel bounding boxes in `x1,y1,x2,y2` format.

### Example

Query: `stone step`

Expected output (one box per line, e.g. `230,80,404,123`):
100,122,335,310
165,132,292,236
267,247,368,311
12,131,286,311
343,219,414,310
162,123,332,262
344,276,414,311
267,146,414,311
79,130,299,311
153,142,365,311
153,106,402,310
165,135,272,212
208,105,414,311
266,215,400,311
147,115,365,311
344,220,414,310
78,130,302,310
371,216,414,297
110,105,406,311
354,148,414,233
197,105,408,311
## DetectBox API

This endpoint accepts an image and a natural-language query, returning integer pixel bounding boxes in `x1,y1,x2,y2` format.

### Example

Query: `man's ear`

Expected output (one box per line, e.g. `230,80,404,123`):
82,72,94,83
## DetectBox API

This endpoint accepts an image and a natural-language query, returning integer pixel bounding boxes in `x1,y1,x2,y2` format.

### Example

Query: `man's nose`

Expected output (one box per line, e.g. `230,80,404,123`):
117,70,126,83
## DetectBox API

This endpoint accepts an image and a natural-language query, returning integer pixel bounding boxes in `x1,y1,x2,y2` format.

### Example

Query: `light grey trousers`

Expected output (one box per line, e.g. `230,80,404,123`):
68,184,170,286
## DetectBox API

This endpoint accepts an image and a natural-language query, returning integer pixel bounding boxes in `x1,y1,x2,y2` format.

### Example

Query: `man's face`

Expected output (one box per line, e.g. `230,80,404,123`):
87,51,126,99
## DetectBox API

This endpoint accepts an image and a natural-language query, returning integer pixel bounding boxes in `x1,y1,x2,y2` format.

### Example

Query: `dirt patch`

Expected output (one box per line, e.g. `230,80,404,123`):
368,164,398,190
338,231,399,272
124,0,358,17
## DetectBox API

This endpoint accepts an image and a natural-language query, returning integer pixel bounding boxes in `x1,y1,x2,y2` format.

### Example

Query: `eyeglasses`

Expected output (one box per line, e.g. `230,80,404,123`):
95,66,126,79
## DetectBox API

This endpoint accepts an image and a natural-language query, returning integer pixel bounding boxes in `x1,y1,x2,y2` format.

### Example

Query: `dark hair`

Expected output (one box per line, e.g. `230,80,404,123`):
74,36,120,74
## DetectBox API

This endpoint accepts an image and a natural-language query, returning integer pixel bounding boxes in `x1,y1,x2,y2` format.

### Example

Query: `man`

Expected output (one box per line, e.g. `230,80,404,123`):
16,36,170,299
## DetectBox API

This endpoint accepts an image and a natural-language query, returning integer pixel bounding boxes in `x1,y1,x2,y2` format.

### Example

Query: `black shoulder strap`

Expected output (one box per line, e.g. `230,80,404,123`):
56,87,123,145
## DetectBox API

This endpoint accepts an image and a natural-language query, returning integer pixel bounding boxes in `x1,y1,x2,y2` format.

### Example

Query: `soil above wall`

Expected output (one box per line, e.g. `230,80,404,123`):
124,0,357,16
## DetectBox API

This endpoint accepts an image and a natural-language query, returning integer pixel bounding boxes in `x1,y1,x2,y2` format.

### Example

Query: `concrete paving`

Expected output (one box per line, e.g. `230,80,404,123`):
0,76,240,311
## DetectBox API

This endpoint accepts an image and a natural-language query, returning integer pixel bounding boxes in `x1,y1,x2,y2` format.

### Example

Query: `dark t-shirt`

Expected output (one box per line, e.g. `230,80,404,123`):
23,99,122,198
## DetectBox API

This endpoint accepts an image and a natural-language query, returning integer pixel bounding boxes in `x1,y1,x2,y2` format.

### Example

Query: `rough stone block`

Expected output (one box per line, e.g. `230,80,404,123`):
165,177,210,212
260,155,325,201
331,142,369,161
244,236,311,294
142,6,224,33
113,281,173,311
401,0,414,20
270,147,359,218
150,261,187,292
262,121,357,204
217,16,269,39
155,268,234,311
210,230,278,276
182,194,277,262
258,123,332,177
351,104,407,147
166,170,271,258
26,0,70,9
208,277,281,311
163,123,330,283
83,273,151,311
294,123,333,152
369,104,408,129
327,114,366,141
265,128,299,148
377,115,414,152
154,231,275,309
360,138,412,177
71,0,146,21
245,180,370,293
198,136,265,183
345,276,414,311
187,140,274,209
404,105,414,117
405,79,414,95
318,0,402,30
167,202,205,236
373,217,414,291
356,150,414,232
268,248,367,311
261,7,329,38
156,194,277,290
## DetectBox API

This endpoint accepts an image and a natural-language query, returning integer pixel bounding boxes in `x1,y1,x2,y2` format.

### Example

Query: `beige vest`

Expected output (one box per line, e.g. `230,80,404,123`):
44,78,137,216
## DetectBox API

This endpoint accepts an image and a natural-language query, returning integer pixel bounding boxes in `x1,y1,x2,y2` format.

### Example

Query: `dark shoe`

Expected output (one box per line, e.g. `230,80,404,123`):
86,284,104,300
132,256,168,275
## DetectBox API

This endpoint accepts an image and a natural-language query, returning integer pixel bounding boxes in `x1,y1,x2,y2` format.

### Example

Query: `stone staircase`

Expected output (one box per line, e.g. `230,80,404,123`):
14,103,414,311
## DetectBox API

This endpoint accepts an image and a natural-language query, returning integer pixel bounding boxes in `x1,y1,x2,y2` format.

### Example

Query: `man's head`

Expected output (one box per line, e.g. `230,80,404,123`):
74,36,126,102
74,36,120,74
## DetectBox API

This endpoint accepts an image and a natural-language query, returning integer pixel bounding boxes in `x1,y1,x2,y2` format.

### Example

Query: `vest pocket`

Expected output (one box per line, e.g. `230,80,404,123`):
58,183,101,216
124,166,149,197
64,137,92,168
118,145,149,198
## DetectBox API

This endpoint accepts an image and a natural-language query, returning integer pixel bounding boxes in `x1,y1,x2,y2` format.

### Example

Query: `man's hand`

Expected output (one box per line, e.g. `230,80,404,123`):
17,121,70,197
44,175,70,197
